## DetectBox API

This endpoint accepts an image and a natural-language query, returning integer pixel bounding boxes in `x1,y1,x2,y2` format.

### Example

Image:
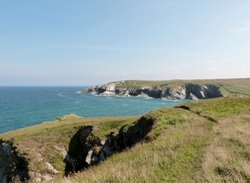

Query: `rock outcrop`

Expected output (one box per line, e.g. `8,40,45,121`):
0,140,29,183
87,82,223,100
64,116,154,175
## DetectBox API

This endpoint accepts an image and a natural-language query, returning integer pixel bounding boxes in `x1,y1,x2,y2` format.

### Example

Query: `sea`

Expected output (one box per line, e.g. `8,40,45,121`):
0,87,191,134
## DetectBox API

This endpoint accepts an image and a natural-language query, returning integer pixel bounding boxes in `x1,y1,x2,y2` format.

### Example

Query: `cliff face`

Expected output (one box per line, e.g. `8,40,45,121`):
0,140,29,183
87,82,223,100
64,117,153,175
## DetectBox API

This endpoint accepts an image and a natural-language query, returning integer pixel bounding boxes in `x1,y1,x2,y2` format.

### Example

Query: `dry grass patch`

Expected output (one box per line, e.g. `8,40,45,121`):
1,97,250,183
59,109,213,183
199,116,250,182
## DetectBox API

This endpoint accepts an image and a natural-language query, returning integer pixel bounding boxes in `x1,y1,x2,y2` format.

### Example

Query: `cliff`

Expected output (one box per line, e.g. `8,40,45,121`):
87,78,250,100
1,98,250,182
88,82,221,100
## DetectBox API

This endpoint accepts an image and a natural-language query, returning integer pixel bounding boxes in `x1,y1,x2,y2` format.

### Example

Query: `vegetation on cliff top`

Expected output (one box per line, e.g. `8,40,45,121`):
0,97,250,182
108,78,250,97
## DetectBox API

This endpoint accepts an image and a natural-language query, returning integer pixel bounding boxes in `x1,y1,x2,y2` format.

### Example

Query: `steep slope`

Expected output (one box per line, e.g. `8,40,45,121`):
63,98,250,183
87,78,250,99
0,115,139,182
0,98,250,182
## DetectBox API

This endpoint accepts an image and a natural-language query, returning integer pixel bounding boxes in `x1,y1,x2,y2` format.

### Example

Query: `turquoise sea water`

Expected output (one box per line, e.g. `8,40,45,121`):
0,87,191,134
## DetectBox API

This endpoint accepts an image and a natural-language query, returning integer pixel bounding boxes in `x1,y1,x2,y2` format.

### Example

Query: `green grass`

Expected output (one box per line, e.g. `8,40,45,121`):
0,115,139,177
1,98,250,182
112,78,250,97
63,98,250,183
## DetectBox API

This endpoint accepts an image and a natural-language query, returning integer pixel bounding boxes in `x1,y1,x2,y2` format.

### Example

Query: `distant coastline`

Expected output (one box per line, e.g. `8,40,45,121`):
0,86,189,134
86,78,250,100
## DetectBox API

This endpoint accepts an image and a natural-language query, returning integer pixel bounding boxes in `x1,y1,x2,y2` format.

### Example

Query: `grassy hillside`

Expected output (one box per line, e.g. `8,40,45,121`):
113,78,250,97
62,97,250,183
0,115,138,181
1,97,250,182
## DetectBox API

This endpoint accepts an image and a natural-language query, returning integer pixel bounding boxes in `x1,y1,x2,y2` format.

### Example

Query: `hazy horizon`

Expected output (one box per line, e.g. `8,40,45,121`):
1,1,250,86
0,77,250,87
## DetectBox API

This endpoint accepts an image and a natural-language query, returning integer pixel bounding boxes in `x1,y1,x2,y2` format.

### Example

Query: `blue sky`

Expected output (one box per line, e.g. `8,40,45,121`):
0,0,250,85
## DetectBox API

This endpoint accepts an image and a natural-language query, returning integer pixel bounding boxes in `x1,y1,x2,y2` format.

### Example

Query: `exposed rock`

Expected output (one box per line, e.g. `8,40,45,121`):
101,139,106,145
45,162,60,174
190,93,199,100
87,82,223,100
2,143,11,155
34,176,42,182
43,175,53,181
64,126,102,175
102,144,113,157
170,85,186,99
64,116,154,175
30,172,42,182
85,150,93,165
0,140,30,183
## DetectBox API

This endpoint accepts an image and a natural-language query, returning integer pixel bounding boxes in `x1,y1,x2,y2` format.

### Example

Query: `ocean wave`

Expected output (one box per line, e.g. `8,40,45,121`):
57,93,65,97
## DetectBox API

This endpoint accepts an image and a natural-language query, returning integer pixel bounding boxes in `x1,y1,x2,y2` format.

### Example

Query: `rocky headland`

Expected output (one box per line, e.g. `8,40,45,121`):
87,81,223,100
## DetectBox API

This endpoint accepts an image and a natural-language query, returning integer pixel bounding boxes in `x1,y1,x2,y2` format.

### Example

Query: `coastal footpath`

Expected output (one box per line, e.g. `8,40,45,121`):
87,78,250,100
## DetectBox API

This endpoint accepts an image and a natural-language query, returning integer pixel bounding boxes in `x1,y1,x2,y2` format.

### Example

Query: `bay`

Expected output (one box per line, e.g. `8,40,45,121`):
0,87,190,134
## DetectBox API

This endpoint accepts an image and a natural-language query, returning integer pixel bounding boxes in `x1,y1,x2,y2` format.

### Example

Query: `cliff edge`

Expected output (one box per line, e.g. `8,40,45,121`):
1,98,250,182
87,78,250,99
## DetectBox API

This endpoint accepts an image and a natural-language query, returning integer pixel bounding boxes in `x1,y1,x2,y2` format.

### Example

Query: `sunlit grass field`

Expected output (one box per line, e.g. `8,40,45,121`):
1,97,250,182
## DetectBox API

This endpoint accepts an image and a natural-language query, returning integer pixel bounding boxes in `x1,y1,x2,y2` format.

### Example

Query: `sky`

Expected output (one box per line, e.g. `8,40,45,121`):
0,0,250,86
